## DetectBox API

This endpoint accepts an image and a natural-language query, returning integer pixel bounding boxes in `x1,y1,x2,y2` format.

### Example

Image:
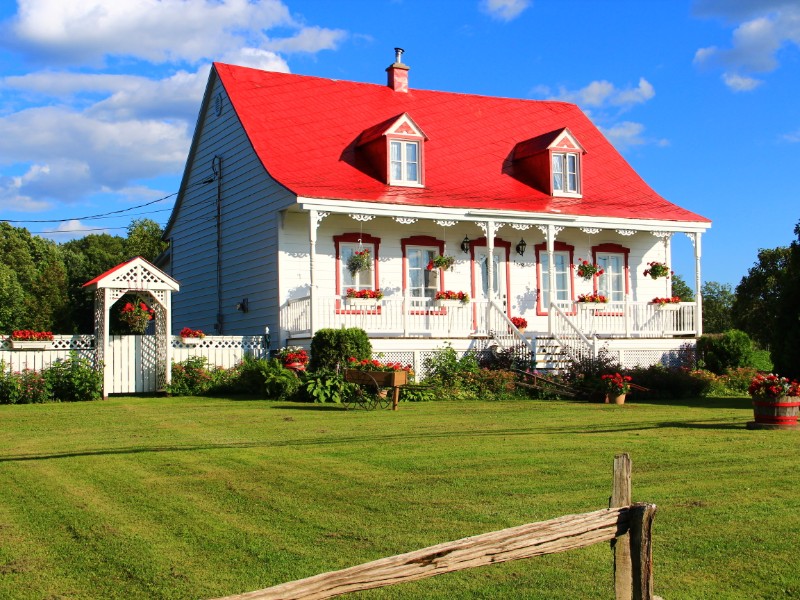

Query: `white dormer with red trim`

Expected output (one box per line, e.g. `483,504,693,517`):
356,112,428,187
513,127,586,198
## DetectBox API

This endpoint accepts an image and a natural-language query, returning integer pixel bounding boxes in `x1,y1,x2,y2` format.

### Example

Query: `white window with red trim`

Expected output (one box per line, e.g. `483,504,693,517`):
334,233,380,298
401,235,443,302
389,140,421,185
535,242,575,314
592,243,629,302
552,152,579,194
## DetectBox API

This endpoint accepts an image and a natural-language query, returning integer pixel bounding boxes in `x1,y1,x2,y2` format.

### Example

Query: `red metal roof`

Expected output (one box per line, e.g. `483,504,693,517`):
214,62,709,224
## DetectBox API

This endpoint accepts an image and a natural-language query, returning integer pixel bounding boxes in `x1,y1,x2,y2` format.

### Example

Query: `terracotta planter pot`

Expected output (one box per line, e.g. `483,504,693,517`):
284,362,306,372
605,393,626,405
747,397,800,430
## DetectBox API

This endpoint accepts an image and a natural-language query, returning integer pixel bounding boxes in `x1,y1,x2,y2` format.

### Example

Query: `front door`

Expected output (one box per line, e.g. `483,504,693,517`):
475,248,507,308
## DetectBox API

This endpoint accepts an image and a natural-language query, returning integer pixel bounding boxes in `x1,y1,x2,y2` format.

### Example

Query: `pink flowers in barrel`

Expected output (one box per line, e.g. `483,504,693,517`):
643,261,671,279
748,373,800,400
575,259,604,281
120,300,155,334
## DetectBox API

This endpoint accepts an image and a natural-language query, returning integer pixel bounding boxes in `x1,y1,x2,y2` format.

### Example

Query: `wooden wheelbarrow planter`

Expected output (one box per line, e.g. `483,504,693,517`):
344,369,408,410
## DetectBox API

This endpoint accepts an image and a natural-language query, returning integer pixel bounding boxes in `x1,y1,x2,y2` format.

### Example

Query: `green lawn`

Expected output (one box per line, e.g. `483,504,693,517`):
1,395,798,599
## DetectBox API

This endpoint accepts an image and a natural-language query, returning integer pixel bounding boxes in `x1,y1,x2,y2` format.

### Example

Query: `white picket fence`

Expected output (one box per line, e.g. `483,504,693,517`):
0,334,267,394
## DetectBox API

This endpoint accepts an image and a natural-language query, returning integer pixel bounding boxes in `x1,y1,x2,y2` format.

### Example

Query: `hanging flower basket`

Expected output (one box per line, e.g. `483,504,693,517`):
347,250,372,276
427,255,455,271
643,261,671,279
575,259,604,281
120,300,155,334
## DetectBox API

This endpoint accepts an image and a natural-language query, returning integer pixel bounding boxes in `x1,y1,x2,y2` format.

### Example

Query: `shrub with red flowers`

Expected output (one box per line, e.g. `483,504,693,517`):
347,357,413,373
10,330,54,341
601,372,633,394
577,293,608,303
748,373,800,400
575,259,604,280
643,261,672,279
277,346,309,366
510,316,527,329
426,255,455,271
651,296,681,305
180,327,205,339
120,300,155,334
434,290,470,304
346,288,384,300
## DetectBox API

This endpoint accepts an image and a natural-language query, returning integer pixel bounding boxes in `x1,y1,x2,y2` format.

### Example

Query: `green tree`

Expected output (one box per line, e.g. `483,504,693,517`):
670,274,695,302
771,222,800,379
701,281,734,334
0,264,25,332
125,218,168,262
732,247,790,348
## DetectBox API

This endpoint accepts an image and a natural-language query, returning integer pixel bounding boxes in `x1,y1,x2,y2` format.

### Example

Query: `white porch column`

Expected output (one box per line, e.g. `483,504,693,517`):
547,224,557,311
693,232,703,337
308,209,319,335
102,288,112,398
486,220,496,305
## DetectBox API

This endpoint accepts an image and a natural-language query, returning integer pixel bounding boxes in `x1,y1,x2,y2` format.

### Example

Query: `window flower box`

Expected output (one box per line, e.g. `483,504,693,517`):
180,337,203,346
347,297,381,307
433,291,470,307
434,299,467,308
9,340,52,350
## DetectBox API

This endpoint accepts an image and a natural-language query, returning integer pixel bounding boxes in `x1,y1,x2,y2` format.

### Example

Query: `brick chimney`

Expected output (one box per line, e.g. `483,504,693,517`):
386,47,409,93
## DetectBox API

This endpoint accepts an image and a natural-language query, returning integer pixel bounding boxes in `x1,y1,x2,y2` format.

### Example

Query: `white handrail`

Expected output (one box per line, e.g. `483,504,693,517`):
549,303,597,363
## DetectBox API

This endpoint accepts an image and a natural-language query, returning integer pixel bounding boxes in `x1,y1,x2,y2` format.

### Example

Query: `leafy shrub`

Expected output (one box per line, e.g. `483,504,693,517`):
462,369,517,400
478,344,533,371
696,329,755,375
399,384,437,402
44,353,102,402
300,369,350,404
562,349,622,402
15,369,49,404
624,365,712,399
309,328,372,372
719,367,760,395
422,344,479,388
167,356,215,396
233,357,300,400
0,363,21,404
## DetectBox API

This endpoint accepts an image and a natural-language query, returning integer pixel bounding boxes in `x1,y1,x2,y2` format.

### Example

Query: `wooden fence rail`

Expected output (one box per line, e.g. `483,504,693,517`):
212,453,656,600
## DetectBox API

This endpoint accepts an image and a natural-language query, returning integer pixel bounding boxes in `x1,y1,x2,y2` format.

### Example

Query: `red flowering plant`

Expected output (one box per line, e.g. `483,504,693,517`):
277,346,309,366
651,296,681,305
346,249,371,276
577,293,608,303
434,290,470,304
347,357,413,373
426,255,455,271
120,299,155,334
601,373,633,395
748,373,800,400
510,316,527,329
643,261,672,279
10,330,54,341
575,259,604,281
179,327,205,339
346,288,384,300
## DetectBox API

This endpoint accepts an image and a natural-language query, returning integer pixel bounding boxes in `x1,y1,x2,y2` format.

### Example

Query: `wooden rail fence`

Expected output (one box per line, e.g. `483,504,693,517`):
212,453,656,600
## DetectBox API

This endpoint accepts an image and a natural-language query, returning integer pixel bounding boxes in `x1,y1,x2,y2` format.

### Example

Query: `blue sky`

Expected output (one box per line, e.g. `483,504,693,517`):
1,0,798,287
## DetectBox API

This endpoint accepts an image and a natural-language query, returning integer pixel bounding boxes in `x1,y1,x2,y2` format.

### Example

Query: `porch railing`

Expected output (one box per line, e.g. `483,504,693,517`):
557,301,697,338
550,303,598,364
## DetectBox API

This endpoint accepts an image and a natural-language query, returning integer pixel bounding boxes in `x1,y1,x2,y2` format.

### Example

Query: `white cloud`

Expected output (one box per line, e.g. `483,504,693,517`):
693,3,800,91
266,26,348,54
9,0,296,65
481,0,531,22
600,122,648,150
783,129,800,143
44,219,111,240
544,78,655,110
722,72,763,91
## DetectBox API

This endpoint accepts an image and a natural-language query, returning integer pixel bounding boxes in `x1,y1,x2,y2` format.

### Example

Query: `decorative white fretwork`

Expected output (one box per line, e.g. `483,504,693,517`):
350,214,375,222
615,229,636,236
651,231,673,240
313,211,329,227
580,227,601,235
434,220,457,227
536,225,564,238
684,232,697,248
509,223,531,231
394,217,418,225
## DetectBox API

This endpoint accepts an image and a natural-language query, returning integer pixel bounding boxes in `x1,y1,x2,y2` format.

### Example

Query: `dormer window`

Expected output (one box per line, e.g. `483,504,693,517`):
390,140,419,184
553,152,579,194
356,112,427,188
512,128,585,198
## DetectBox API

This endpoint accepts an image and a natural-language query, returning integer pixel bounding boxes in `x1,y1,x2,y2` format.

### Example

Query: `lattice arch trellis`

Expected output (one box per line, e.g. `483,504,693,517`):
83,257,180,397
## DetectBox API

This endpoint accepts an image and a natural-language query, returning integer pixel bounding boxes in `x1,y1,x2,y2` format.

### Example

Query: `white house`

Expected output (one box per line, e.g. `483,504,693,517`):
162,50,711,370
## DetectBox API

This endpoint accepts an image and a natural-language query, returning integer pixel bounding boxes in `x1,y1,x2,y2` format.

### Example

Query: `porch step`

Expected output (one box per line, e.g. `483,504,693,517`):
533,336,573,374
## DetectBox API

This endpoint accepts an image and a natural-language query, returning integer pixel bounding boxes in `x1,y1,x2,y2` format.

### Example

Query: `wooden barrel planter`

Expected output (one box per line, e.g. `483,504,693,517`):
747,397,800,430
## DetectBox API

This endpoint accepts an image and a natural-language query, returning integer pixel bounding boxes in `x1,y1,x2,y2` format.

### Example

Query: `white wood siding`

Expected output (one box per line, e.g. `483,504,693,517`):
169,75,296,337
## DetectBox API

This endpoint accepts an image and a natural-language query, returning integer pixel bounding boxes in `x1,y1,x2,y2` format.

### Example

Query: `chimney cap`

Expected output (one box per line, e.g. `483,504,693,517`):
389,47,408,68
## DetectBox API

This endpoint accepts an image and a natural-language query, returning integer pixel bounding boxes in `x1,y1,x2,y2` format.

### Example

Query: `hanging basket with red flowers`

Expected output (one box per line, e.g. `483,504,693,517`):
575,259,604,281
120,299,155,334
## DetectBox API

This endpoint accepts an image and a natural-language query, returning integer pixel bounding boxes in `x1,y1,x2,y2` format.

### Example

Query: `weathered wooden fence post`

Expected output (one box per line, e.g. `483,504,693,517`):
611,453,633,600
611,452,656,600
